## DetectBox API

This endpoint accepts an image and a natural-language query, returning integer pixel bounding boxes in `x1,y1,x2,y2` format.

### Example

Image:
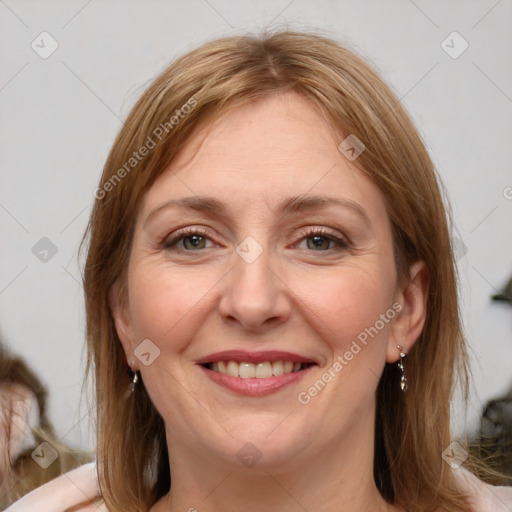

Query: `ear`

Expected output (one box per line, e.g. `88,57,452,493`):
108,279,137,368
386,260,429,363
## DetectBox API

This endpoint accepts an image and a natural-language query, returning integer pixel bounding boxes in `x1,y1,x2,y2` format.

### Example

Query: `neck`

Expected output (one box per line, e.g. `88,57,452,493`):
153,406,397,512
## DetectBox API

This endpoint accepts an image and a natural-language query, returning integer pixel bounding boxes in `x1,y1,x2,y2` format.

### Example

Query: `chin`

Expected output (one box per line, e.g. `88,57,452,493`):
203,414,316,470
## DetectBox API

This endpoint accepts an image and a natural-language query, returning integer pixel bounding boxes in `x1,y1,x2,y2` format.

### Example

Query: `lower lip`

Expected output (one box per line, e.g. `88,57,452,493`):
199,365,314,396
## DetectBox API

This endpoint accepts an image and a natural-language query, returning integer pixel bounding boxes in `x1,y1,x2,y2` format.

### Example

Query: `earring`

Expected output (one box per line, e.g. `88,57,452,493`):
397,345,408,392
129,367,139,393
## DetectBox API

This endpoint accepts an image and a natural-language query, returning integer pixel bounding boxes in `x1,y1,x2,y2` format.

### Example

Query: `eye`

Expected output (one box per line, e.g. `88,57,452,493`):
294,227,349,252
163,227,215,251
162,226,349,253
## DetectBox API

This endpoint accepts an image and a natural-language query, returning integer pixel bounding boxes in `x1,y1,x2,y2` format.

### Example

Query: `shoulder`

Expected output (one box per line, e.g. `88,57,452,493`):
4,462,109,512
454,467,512,512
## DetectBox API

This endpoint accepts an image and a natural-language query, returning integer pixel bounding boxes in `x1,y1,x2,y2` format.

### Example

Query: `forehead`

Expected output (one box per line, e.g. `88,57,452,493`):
139,91,387,224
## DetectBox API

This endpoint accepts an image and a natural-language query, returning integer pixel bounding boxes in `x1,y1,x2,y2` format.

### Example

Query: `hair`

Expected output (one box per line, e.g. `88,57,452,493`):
0,338,91,508
82,29,480,512
468,386,512,486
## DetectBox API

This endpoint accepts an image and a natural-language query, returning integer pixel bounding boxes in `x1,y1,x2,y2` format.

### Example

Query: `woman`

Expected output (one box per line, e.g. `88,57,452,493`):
6,29,512,512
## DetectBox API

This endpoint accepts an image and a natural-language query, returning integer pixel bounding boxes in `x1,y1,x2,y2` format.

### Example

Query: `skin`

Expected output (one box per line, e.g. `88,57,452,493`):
111,91,428,512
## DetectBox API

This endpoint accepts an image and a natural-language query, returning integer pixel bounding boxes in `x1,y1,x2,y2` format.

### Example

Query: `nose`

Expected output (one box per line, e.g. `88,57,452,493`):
218,245,291,333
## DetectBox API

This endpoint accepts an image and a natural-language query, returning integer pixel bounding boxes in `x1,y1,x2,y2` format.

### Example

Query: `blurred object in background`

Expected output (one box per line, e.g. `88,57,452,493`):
470,387,512,485
492,276,512,303
0,336,92,509
469,274,512,486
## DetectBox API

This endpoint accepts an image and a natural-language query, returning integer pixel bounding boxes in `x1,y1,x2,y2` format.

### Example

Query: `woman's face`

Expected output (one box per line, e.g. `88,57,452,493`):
112,91,414,470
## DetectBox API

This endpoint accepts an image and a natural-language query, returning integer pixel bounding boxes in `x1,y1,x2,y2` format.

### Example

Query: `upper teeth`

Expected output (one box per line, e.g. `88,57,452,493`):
211,361,303,379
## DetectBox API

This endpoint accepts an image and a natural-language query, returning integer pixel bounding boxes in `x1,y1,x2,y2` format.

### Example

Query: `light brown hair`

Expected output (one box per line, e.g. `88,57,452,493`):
83,29,478,511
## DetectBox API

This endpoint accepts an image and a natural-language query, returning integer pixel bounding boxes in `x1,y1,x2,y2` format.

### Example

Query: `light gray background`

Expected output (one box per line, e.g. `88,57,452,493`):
1,0,511,452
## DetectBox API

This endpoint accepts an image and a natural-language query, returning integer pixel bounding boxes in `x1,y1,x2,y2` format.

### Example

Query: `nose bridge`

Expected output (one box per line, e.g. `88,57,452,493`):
218,235,289,331
234,237,273,293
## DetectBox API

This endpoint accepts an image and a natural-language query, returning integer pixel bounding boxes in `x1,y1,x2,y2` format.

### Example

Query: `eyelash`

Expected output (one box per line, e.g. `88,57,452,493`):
163,226,349,253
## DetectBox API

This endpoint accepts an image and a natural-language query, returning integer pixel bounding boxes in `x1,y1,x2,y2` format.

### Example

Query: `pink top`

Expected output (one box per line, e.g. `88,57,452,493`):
5,461,512,511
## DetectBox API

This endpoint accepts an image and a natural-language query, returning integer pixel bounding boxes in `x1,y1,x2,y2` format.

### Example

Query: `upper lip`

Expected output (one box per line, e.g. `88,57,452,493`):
196,350,317,365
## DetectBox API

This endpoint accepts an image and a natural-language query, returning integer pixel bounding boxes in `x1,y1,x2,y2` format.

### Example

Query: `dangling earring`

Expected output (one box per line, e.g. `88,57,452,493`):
129,369,139,393
397,345,408,392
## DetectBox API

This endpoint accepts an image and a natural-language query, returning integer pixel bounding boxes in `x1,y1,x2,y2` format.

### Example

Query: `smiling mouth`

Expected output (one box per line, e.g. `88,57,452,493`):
202,360,315,379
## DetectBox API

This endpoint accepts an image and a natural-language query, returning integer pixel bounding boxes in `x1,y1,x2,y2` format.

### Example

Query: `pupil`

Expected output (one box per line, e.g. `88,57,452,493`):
310,235,328,250
186,235,204,249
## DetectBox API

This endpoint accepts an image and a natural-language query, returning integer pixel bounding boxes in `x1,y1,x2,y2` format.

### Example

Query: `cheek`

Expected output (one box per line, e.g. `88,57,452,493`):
127,261,221,345
291,263,394,356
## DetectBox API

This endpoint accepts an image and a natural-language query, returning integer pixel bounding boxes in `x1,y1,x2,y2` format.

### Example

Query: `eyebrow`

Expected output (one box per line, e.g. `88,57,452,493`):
144,194,372,227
